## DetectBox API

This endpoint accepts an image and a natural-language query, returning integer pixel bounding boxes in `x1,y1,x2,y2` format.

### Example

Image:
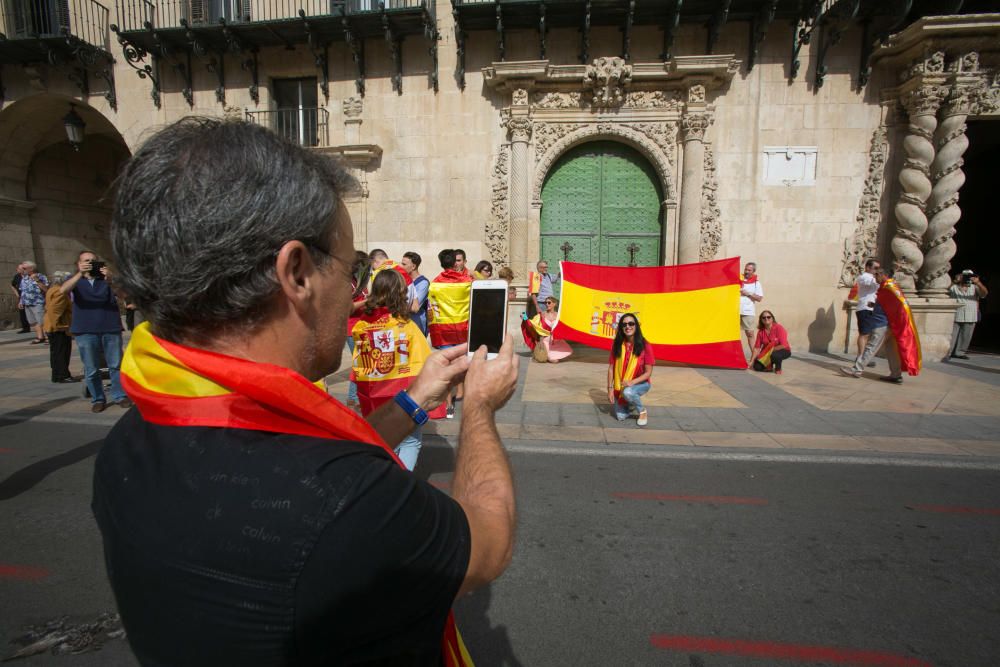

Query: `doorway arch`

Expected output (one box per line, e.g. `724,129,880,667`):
540,140,663,269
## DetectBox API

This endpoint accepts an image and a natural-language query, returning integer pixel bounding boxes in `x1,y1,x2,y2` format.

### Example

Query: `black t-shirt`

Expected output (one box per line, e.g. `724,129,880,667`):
11,272,22,292
93,410,470,666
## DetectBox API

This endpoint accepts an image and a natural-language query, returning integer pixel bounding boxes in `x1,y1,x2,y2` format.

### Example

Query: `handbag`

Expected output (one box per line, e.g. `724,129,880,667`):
532,343,548,363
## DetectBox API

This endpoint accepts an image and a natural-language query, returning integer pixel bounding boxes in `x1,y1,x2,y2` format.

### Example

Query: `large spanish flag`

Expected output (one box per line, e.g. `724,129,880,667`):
427,269,472,347
554,258,746,368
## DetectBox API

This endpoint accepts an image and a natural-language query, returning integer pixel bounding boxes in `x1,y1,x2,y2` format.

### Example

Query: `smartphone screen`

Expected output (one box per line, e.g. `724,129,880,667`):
468,287,507,355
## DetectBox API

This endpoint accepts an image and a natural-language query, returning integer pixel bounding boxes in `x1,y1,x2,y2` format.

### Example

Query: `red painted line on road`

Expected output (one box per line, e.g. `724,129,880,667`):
0,447,15,453
0,563,50,581
614,492,767,505
650,635,932,667
913,504,1000,516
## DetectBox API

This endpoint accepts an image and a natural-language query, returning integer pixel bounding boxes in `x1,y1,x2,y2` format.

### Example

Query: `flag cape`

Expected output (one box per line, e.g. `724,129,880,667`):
876,278,921,376
370,260,413,288
428,270,472,347
520,314,553,351
554,258,746,368
351,308,446,419
120,322,471,665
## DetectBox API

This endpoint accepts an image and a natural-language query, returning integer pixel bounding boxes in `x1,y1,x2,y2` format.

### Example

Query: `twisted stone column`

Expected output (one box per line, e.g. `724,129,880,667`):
678,112,710,264
890,84,946,292
919,80,977,296
504,114,532,279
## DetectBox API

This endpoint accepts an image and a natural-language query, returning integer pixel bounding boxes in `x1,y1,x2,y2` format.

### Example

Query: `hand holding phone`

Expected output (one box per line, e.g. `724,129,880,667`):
467,280,509,360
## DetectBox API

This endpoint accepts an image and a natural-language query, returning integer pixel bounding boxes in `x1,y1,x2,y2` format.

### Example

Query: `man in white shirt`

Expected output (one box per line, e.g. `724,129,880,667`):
739,262,764,361
948,270,989,359
853,258,881,360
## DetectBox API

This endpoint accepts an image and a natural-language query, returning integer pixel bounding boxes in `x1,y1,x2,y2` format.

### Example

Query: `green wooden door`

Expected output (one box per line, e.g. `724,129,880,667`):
540,141,662,273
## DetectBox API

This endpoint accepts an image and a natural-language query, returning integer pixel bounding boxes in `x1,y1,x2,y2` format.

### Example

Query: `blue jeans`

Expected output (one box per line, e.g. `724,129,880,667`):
614,381,650,420
345,338,358,403
394,425,423,471
76,333,126,404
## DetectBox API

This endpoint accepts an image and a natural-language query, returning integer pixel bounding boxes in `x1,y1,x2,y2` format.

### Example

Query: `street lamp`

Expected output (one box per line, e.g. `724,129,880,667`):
63,104,86,151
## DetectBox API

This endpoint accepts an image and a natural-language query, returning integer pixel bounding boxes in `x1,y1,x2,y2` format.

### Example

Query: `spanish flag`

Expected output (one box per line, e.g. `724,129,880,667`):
554,258,746,368
352,308,446,418
428,269,472,347
876,277,921,376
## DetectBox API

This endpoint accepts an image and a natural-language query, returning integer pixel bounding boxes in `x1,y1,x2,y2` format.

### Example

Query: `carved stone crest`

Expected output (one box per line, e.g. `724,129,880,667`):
343,96,363,118
688,85,706,104
512,88,529,106
903,49,946,81
584,57,632,108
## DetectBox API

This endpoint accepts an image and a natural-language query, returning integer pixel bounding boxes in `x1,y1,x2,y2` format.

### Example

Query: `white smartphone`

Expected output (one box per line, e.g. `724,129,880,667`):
467,280,509,360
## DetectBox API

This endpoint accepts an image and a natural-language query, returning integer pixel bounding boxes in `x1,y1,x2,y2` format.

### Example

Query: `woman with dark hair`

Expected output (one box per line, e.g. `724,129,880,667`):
606,313,655,427
344,250,372,411
473,260,493,280
750,309,791,374
351,269,438,470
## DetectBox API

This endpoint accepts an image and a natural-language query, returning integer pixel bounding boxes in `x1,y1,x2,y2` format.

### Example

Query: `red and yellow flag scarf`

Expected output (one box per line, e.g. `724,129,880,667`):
611,343,643,404
120,322,472,665
351,308,445,419
519,314,553,351
876,277,922,376
428,269,472,347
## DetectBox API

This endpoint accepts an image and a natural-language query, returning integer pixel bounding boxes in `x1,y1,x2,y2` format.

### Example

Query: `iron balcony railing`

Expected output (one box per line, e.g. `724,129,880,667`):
246,107,329,148
1,0,110,50
114,0,420,32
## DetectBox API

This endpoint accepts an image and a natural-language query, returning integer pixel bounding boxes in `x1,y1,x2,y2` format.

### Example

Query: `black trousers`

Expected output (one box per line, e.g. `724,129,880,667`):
18,307,30,331
753,348,791,371
49,331,73,381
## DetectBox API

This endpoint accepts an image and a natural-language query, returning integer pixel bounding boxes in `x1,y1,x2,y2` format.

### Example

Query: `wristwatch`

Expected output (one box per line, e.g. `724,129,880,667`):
394,390,429,425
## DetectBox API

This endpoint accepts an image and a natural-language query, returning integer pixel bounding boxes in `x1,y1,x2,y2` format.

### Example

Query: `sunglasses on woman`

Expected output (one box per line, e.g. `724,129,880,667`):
621,321,637,328
762,315,773,320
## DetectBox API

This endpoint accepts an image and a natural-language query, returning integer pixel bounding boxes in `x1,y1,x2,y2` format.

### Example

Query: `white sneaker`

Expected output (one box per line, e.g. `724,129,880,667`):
839,366,861,378
637,410,648,427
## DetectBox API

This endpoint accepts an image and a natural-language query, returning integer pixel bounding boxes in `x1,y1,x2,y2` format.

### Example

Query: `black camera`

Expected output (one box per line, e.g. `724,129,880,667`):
90,260,106,278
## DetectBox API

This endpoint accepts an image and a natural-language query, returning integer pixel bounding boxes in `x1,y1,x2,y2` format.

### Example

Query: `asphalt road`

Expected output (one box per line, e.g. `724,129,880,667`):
2,420,999,666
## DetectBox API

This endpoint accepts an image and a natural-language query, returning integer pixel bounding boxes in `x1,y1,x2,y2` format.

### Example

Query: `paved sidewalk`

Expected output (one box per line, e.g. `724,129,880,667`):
3,329,1000,459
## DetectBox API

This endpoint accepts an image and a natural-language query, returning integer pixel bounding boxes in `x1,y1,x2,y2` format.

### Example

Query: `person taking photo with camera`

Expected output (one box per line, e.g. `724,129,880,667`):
948,269,988,360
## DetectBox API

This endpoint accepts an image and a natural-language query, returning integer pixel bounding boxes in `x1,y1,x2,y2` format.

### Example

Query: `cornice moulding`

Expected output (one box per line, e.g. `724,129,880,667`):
872,13,1000,65
483,56,739,91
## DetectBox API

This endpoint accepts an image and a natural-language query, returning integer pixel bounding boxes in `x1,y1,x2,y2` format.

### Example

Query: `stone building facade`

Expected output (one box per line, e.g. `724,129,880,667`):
1,2,998,359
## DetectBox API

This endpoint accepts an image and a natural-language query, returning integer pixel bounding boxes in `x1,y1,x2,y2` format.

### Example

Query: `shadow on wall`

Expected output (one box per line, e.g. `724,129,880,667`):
807,303,836,353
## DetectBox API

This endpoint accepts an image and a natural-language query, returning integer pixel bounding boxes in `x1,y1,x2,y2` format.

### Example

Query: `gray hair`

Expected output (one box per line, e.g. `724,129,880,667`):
51,271,72,283
23,261,37,271
111,117,355,343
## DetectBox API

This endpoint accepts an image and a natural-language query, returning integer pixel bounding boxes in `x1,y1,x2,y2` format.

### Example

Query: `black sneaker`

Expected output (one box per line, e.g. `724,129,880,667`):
951,354,970,360
879,376,903,384
866,361,877,367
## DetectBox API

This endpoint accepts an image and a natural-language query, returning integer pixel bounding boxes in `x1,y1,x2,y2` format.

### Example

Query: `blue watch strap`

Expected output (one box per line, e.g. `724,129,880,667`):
394,390,429,426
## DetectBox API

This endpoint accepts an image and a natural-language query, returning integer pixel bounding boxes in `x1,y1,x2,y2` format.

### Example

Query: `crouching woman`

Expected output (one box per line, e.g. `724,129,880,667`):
607,313,655,427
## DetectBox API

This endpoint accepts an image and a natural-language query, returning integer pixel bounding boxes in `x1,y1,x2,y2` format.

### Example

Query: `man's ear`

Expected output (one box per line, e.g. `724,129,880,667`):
274,241,316,316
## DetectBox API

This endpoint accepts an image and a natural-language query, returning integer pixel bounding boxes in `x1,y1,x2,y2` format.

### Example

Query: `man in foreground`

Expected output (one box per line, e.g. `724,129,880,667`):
93,118,518,665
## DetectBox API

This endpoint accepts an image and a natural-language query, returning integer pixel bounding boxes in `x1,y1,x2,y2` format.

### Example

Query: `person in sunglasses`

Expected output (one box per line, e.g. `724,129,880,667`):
750,310,791,374
607,313,654,427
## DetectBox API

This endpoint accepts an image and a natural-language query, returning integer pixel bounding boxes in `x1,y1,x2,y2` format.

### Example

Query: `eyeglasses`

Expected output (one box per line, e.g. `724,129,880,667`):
544,300,555,304
621,321,637,328
761,315,773,320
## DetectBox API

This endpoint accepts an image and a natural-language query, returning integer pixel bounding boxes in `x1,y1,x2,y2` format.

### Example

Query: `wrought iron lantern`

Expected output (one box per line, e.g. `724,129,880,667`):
63,105,86,151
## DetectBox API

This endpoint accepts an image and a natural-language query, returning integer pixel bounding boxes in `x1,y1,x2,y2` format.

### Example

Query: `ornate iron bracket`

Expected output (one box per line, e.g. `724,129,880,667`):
660,0,682,62
300,11,329,102
790,0,822,81
579,0,591,64
422,3,439,93
858,0,912,89
219,18,258,105
43,37,87,97
111,23,160,108
538,0,547,60
181,18,224,105
495,0,505,62
241,49,259,105
343,16,366,97
622,0,634,61
814,0,860,89
706,0,731,54
382,9,402,95
748,0,777,70
451,1,465,90
63,30,117,110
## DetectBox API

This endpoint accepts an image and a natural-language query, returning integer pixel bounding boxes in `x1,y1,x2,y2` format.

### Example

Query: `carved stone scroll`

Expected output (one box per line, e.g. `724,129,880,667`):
485,145,511,266
839,126,888,288
700,144,722,262
584,56,632,108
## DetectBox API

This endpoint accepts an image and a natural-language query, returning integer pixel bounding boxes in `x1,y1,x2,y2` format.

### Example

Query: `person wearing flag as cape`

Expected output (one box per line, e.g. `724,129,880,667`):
93,118,519,667
428,248,473,419
840,267,921,383
353,268,441,470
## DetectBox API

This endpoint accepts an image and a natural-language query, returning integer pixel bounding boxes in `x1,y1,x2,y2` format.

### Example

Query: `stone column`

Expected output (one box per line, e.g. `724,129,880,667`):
919,70,982,296
889,82,947,292
503,112,532,280
677,110,710,265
